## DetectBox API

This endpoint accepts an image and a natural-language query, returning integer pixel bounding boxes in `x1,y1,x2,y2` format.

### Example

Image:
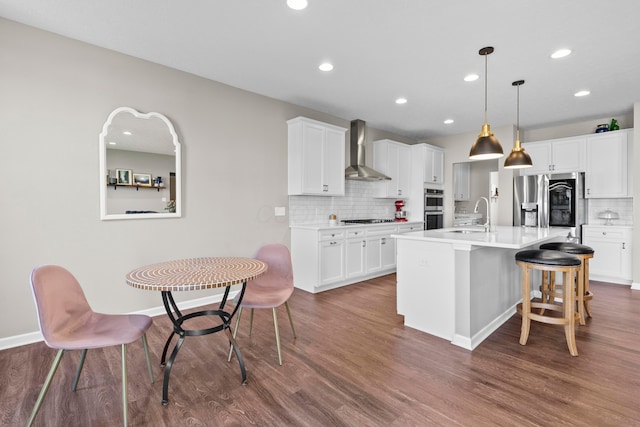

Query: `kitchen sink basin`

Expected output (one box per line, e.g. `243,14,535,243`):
446,229,486,234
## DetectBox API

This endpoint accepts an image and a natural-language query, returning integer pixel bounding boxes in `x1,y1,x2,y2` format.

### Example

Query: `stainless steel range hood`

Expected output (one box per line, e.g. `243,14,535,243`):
345,119,391,181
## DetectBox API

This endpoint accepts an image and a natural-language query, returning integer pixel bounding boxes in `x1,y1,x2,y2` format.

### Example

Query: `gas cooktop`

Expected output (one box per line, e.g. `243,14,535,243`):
341,219,395,224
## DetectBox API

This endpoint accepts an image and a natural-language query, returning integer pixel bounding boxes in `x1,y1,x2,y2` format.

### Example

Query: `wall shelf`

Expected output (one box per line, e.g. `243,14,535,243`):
108,183,165,192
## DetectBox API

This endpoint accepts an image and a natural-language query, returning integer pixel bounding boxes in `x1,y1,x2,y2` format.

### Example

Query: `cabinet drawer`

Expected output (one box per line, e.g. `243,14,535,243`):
367,226,397,236
345,228,366,239
583,227,630,241
319,229,345,241
398,224,423,233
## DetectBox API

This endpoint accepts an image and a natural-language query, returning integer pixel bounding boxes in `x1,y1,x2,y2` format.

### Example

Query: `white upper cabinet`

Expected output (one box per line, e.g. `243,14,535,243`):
585,129,632,198
453,162,470,201
410,143,444,186
288,117,347,196
424,145,444,185
373,139,411,198
521,136,585,175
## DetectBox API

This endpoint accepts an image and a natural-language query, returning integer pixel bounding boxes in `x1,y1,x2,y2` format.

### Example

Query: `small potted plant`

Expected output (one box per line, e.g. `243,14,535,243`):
165,200,176,213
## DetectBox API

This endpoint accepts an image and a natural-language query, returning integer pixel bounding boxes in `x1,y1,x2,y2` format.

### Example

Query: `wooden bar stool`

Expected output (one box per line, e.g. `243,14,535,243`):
540,242,595,325
515,249,582,356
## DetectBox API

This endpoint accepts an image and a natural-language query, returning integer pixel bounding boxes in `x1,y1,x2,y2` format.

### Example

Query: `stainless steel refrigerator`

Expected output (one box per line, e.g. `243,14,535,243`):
513,172,586,242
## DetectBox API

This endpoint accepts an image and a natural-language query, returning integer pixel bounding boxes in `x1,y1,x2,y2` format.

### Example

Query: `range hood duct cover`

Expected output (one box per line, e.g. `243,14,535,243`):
345,119,391,181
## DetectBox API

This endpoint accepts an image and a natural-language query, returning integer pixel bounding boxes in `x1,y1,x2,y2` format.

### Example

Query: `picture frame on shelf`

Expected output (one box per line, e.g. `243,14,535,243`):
133,173,152,186
116,169,132,185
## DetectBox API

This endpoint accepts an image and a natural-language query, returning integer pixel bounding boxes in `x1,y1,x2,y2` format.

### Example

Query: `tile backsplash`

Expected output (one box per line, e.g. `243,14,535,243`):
289,181,396,225
587,198,633,226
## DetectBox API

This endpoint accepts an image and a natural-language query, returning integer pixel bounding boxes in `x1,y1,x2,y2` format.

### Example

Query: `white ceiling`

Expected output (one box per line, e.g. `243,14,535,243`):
2,0,640,140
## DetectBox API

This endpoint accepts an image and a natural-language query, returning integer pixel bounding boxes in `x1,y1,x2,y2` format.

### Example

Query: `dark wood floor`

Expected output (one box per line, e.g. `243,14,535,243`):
3,275,640,426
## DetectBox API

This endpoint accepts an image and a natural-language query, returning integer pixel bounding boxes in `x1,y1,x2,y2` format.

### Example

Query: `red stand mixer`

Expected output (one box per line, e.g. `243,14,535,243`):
395,200,408,222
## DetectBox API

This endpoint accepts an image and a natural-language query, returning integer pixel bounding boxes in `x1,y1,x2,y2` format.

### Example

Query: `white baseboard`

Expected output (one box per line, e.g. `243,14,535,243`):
631,282,640,290
0,291,239,351
451,304,518,351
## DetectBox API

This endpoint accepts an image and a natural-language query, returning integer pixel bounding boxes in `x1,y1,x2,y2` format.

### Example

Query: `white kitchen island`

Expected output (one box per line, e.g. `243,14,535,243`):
392,226,570,350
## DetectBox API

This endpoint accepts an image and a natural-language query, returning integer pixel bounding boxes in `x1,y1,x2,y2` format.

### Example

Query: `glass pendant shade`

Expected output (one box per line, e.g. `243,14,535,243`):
469,47,504,160
504,79,532,169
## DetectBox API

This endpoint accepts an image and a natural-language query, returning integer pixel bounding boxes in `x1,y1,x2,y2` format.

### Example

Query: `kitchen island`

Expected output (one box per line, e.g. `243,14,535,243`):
391,226,570,350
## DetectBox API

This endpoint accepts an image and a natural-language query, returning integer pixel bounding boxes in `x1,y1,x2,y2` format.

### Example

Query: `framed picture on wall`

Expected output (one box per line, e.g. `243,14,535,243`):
116,169,132,185
133,173,152,186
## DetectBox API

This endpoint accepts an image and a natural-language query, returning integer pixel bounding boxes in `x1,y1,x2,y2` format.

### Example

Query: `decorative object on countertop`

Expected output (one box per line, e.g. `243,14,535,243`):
609,118,620,131
394,200,408,222
469,46,504,160
598,209,619,225
329,214,338,226
165,200,176,213
595,123,609,133
504,80,532,169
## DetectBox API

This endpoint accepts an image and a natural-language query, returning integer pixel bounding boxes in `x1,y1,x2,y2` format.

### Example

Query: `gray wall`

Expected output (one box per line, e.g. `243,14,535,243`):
0,18,416,340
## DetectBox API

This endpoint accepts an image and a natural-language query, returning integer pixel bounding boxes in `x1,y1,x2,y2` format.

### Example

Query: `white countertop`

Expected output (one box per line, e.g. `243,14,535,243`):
290,221,424,230
392,226,571,249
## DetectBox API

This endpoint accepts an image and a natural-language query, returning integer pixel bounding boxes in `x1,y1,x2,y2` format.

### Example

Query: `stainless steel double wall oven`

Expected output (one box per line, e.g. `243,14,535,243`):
424,187,444,230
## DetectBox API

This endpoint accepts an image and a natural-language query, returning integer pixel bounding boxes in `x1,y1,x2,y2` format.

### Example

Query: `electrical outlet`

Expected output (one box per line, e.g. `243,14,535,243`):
275,206,286,216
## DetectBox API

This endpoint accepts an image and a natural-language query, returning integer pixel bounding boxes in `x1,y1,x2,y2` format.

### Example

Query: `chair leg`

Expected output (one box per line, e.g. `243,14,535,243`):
272,307,282,366
228,306,243,362
72,349,87,391
519,265,532,346
27,349,64,427
249,308,255,337
122,344,128,427
285,301,297,339
141,334,154,384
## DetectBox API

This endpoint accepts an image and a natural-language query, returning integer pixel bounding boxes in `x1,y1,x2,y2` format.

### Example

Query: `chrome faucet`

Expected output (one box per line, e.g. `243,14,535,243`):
474,197,490,232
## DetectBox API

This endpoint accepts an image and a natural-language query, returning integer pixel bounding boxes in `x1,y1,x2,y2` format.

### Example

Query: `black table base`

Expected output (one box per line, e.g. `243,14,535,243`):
158,283,246,405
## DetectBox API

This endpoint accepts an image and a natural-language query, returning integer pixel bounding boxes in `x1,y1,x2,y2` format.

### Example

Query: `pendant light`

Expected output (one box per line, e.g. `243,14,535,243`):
504,80,533,169
469,47,504,160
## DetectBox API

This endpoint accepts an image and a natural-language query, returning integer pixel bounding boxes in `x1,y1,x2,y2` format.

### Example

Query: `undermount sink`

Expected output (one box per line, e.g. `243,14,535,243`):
446,228,486,234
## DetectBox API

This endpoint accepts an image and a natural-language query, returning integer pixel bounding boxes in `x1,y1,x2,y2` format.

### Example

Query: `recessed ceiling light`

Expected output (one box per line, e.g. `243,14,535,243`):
444,119,454,124
464,74,479,82
287,0,308,10
395,98,407,105
551,48,572,59
318,62,333,72
123,131,132,135
574,90,591,97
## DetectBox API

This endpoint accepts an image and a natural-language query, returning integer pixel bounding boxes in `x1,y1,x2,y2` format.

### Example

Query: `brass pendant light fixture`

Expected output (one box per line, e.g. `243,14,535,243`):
469,47,504,160
504,80,533,169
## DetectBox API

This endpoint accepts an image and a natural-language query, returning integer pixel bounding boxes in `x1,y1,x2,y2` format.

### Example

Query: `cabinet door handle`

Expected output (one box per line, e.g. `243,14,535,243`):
433,176,437,182
587,188,591,195
323,184,328,192
362,240,366,247
381,238,386,245
623,242,626,250
602,232,607,236
330,241,338,245
398,190,402,196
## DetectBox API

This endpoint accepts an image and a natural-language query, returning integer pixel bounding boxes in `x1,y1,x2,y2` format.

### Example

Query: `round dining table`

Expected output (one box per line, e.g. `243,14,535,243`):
126,257,267,405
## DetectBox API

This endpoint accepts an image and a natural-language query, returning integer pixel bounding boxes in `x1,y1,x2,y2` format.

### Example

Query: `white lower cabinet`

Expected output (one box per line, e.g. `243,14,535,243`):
582,225,632,284
319,239,345,286
345,228,366,278
291,222,422,293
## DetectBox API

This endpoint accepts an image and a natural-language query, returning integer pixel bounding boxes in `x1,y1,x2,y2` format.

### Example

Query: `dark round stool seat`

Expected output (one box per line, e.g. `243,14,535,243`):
515,249,581,266
539,242,594,255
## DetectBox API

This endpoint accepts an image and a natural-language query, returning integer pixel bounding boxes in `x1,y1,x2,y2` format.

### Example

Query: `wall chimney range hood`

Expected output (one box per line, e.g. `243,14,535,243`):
345,119,391,181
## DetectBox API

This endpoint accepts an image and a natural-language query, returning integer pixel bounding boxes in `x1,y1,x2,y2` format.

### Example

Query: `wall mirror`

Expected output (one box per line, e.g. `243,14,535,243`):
99,107,182,220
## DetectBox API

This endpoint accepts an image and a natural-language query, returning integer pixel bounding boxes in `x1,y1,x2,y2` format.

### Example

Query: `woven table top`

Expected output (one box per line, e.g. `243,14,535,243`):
126,257,267,292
